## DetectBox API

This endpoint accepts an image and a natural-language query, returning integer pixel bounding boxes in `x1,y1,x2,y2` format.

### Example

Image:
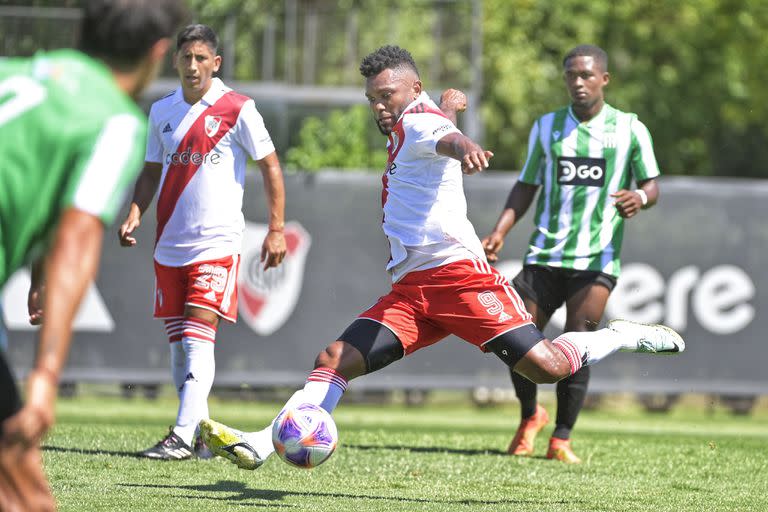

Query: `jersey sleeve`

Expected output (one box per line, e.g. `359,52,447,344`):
66,113,148,225
233,99,276,161
518,119,545,185
628,116,661,181
403,113,460,157
144,104,163,163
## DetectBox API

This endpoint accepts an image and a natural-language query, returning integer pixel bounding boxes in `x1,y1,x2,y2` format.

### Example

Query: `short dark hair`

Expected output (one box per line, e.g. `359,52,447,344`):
176,24,219,53
359,45,419,78
79,0,187,71
563,44,609,71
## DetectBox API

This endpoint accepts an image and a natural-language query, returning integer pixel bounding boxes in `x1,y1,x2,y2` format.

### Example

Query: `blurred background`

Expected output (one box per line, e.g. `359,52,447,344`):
1,0,766,414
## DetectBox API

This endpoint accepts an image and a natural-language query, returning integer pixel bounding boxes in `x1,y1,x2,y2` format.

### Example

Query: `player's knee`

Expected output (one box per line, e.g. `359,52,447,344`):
314,341,346,369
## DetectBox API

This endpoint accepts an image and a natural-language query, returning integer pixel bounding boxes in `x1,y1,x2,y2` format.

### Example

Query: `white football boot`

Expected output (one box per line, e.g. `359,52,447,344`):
607,319,685,354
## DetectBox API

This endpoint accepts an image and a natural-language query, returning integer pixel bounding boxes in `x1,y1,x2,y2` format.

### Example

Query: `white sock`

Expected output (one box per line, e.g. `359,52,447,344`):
551,328,632,375
164,317,186,394
173,318,217,446
169,341,186,395
301,368,349,413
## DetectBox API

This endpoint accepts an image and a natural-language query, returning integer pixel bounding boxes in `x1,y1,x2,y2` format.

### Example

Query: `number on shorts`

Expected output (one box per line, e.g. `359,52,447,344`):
195,264,228,293
478,291,503,315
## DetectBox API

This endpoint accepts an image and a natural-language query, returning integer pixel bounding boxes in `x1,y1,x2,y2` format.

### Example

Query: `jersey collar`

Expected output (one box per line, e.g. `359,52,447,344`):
396,91,432,124
171,77,229,107
568,102,611,127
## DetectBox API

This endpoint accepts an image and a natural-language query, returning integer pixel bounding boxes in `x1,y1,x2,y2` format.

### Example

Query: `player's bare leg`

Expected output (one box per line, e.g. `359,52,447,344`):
543,284,610,464
507,299,551,456
511,319,684,385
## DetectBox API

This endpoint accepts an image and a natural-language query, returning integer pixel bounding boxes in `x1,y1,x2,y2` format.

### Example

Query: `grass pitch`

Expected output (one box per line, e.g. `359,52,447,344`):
44,394,768,512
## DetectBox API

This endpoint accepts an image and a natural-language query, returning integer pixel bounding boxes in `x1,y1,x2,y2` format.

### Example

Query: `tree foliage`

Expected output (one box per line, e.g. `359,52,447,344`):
183,0,768,177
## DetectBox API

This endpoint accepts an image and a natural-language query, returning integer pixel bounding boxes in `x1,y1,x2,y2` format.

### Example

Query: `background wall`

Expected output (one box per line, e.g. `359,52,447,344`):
4,172,764,395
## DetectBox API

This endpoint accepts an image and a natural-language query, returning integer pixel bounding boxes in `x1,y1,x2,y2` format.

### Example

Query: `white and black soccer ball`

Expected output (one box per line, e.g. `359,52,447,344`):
272,403,338,468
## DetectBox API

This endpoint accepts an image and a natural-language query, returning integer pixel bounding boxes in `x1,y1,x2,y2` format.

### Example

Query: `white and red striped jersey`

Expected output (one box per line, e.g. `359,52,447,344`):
146,78,275,267
382,92,486,281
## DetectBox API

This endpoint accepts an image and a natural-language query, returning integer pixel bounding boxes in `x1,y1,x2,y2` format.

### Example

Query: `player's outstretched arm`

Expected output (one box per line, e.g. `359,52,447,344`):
257,152,287,270
482,182,539,262
2,208,103,451
118,162,162,247
435,133,493,175
438,88,467,126
611,177,658,219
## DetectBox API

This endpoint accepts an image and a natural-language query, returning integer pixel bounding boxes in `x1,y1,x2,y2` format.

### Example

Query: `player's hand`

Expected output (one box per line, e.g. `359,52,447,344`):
461,150,494,175
261,230,287,270
27,284,44,326
611,189,643,218
0,443,55,512
1,371,56,451
482,232,505,262
0,370,57,511
118,208,141,247
439,88,467,115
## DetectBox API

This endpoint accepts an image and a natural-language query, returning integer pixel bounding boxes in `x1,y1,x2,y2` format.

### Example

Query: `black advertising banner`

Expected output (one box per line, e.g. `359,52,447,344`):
3,174,764,395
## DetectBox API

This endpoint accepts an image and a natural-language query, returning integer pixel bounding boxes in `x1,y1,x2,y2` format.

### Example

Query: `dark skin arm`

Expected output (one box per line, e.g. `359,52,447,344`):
117,161,163,246
612,178,659,218
435,132,493,175
438,88,467,126
481,181,539,262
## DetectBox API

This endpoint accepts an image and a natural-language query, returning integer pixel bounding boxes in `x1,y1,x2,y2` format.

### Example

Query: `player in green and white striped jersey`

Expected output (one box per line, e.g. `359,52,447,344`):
483,45,661,464
0,1,185,508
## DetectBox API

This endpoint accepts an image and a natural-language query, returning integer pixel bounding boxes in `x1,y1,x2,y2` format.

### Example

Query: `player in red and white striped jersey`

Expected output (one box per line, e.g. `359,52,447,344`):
201,46,684,472
118,24,286,460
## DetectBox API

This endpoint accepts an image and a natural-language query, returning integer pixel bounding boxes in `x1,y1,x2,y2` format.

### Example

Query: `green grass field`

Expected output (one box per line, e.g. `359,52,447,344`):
44,394,768,512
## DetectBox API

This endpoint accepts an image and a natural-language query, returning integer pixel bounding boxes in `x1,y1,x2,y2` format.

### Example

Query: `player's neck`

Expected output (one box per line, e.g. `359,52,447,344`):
571,100,604,123
182,84,212,105
111,69,146,100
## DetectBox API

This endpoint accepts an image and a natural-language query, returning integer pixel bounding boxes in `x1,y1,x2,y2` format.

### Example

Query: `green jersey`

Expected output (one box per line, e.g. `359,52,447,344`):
0,49,147,286
519,103,660,277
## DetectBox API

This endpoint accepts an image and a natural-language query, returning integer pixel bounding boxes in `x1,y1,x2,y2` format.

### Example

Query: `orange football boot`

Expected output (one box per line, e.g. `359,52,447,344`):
507,404,549,456
546,437,582,464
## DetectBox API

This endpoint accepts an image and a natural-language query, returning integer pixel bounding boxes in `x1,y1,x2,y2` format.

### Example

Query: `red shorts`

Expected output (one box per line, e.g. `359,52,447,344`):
359,259,533,354
154,255,240,322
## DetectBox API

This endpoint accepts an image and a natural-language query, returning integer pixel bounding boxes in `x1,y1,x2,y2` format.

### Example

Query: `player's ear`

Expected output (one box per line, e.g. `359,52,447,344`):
150,38,172,67
412,79,422,98
213,55,222,73
602,71,610,87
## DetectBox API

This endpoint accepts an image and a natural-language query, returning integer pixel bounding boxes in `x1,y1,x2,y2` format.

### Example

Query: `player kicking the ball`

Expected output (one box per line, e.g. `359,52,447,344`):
201,45,684,470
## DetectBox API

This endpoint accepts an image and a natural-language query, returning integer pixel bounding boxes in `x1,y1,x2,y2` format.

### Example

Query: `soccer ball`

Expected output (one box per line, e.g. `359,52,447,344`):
272,403,338,468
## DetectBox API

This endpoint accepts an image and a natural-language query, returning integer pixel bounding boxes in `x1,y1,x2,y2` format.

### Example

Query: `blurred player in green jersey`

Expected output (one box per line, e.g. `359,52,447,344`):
483,45,661,463
0,1,186,509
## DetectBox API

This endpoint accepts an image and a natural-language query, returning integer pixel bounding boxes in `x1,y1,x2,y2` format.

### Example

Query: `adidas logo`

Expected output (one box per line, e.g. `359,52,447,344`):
162,123,172,133
498,311,512,322
204,290,216,301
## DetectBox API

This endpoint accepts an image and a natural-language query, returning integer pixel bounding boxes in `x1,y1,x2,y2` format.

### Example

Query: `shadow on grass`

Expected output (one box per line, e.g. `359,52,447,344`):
43,444,144,459
344,443,509,456
118,480,579,507
43,443,551,460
